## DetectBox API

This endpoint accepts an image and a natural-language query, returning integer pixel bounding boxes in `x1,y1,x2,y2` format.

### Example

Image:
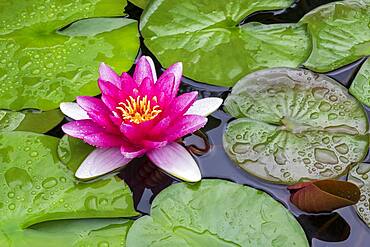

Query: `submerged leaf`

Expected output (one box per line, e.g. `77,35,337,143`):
126,179,309,247
0,131,138,246
0,0,140,111
223,68,368,184
349,57,370,107
301,0,370,72
348,163,370,227
288,179,360,213
140,0,310,86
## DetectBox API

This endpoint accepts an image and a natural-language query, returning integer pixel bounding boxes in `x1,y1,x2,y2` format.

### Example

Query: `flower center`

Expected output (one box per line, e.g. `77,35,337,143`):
116,95,162,124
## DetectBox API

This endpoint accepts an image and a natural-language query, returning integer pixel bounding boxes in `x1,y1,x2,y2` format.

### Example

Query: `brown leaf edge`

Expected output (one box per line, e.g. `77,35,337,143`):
288,179,361,213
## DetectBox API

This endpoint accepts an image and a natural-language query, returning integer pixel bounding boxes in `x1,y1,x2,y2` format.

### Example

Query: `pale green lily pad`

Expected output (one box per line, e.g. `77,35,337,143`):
301,0,370,72
0,109,64,133
0,0,140,111
140,0,309,87
0,131,138,245
126,179,309,247
223,68,368,184
348,163,370,227
350,57,370,107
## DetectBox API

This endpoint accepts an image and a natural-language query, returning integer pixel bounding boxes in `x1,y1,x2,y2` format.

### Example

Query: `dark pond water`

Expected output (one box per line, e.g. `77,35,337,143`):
49,1,370,246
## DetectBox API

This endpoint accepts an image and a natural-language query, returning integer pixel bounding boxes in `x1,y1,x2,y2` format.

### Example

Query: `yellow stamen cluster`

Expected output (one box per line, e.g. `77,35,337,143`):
116,95,162,124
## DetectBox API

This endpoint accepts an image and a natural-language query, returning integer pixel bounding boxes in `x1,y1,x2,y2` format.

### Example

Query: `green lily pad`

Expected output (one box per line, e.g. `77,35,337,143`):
5,219,133,247
348,163,370,227
0,109,64,133
0,131,138,245
223,68,368,184
126,179,309,247
300,0,370,72
0,0,140,111
350,57,370,107
129,0,148,9
140,0,310,87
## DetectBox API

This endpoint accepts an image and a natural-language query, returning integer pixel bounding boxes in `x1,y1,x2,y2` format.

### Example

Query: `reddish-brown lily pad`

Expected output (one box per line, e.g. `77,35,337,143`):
288,179,360,213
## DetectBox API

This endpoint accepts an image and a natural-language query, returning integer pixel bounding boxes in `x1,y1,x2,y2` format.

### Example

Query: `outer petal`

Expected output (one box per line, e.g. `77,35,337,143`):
156,73,175,106
185,97,223,117
147,142,201,182
62,120,103,139
99,63,121,88
75,148,132,179
133,56,155,86
60,102,90,120
120,145,146,159
165,115,207,142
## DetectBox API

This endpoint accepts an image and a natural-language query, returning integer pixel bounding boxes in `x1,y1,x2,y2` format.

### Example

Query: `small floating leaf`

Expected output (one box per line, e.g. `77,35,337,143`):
348,163,370,227
140,0,309,86
0,109,64,133
129,0,148,9
288,179,360,213
349,57,370,107
300,0,370,72
126,179,309,247
223,68,368,184
0,131,137,245
0,0,139,111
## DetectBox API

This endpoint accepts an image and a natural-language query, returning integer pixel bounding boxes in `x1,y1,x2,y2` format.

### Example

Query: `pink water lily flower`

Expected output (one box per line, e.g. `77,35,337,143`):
60,56,222,182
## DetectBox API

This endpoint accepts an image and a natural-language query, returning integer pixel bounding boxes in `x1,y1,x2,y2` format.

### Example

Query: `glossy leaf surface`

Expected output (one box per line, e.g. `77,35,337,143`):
288,179,360,213
223,68,368,184
0,131,138,245
301,0,370,72
349,57,370,107
0,109,64,133
348,163,370,227
126,179,309,247
0,0,139,111
140,0,309,86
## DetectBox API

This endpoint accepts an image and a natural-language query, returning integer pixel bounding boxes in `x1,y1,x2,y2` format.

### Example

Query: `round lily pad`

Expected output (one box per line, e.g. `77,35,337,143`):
348,163,370,227
0,0,140,111
140,0,309,87
126,179,308,247
223,68,368,184
0,131,137,245
349,57,370,107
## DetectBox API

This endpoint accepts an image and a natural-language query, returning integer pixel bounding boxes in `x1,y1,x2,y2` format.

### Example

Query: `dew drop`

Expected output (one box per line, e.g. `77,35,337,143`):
42,177,58,189
314,148,338,164
335,143,349,154
5,167,33,190
8,203,15,210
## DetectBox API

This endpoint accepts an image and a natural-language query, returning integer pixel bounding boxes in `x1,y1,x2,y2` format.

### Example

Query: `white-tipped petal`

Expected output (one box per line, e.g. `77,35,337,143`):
60,102,90,120
186,97,223,117
147,142,201,182
99,62,121,87
145,56,157,82
75,148,132,179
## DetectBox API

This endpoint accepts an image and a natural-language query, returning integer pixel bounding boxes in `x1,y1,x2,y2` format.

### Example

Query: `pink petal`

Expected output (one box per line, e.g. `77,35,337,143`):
84,132,124,148
157,62,182,97
98,79,121,100
120,123,144,141
60,102,90,120
166,115,207,142
101,94,119,112
133,56,155,86
138,77,155,98
99,63,121,89
147,142,201,182
163,91,198,119
155,73,175,106
77,96,117,131
142,140,167,150
75,148,132,179
120,145,146,159
62,120,103,139
120,72,137,94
